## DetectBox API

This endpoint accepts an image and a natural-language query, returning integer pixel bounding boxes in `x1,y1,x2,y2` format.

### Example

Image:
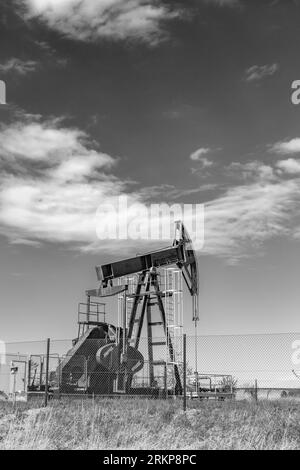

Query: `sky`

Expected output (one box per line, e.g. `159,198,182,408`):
1,0,300,380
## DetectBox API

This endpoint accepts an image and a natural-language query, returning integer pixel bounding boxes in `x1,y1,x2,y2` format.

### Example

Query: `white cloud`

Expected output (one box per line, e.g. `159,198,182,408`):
20,0,179,45
10,238,42,247
190,148,215,171
49,153,113,181
124,166,300,261
270,138,300,155
206,0,239,5
0,119,115,179
190,148,211,161
1,114,300,263
0,58,38,75
245,63,279,82
0,116,124,246
0,120,91,160
276,158,300,174
189,156,300,261
228,161,274,181
203,179,299,260
137,183,218,201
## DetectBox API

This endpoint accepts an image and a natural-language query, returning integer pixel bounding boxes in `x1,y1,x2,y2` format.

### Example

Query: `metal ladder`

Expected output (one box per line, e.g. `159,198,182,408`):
163,268,183,372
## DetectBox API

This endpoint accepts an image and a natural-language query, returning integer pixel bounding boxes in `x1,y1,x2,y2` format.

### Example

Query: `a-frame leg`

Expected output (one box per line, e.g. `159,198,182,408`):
146,300,155,386
127,272,146,339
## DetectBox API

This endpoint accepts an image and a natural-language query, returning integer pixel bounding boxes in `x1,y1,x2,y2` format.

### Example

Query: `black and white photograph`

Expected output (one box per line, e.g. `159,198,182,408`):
1,0,300,454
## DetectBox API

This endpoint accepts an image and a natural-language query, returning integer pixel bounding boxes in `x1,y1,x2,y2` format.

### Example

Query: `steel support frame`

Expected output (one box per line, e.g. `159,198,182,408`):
126,269,183,395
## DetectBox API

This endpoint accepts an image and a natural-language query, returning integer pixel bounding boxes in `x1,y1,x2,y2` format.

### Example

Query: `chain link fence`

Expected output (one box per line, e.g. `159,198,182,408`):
1,333,300,404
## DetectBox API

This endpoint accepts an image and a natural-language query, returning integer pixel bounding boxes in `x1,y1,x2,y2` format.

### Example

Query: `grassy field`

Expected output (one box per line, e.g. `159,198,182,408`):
0,398,300,450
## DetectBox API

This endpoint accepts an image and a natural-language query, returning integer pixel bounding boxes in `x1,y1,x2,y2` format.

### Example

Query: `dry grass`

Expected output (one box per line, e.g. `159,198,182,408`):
0,398,300,449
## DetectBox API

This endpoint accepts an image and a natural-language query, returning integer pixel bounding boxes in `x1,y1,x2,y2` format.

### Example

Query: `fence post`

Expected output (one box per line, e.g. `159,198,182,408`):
27,358,32,391
164,362,167,399
183,334,187,411
44,338,50,407
254,379,258,403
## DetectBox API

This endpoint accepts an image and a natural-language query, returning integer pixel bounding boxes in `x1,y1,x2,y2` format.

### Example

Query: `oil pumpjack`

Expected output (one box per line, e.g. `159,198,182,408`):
58,221,199,396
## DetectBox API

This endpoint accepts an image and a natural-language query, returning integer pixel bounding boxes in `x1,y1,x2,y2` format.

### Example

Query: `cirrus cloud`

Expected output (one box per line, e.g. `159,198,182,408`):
0,58,38,75
245,63,279,82
203,179,299,260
